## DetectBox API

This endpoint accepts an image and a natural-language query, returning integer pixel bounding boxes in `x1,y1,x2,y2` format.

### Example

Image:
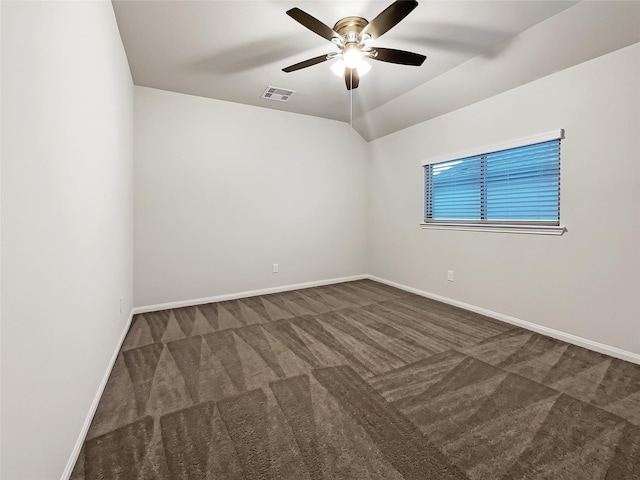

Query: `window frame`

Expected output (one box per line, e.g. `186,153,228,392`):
420,130,566,235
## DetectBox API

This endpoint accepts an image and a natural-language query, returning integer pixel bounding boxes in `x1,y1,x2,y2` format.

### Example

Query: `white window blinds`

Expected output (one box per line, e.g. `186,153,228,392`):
423,132,562,225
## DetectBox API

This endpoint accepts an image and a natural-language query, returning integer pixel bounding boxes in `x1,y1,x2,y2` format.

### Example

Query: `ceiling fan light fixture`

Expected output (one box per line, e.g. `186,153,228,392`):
331,59,346,77
343,45,362,68
356,59,371,76
331,57,371,77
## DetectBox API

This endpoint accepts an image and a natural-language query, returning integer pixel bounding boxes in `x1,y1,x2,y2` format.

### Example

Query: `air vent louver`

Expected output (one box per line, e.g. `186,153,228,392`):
261,86,295,102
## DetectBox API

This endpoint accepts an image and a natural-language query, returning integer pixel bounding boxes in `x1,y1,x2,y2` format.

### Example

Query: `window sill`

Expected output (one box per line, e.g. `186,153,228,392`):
420,223,566,235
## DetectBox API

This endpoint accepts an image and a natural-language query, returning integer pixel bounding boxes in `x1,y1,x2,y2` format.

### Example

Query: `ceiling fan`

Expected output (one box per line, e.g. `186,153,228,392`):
282,0,426,90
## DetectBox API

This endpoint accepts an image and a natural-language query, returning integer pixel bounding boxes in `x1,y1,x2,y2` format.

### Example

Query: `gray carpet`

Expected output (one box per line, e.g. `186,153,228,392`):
71,279,640,479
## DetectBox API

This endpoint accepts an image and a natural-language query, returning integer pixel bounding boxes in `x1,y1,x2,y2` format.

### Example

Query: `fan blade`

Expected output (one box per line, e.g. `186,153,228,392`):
371,47,426,66
283,54,331,73
345,67,360,90
361,1,419,39
286,8,340,43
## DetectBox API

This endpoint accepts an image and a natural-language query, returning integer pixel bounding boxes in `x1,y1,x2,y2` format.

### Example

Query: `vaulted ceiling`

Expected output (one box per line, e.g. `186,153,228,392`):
112,1,640,140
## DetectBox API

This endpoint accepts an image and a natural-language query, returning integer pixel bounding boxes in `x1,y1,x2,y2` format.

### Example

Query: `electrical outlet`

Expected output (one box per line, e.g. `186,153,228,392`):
447,270,454,282
273,263,279,273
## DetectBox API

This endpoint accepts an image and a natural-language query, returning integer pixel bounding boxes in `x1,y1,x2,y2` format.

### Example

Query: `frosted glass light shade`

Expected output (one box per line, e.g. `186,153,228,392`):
331,59,346,76
330,57,371,77
343,46,362,68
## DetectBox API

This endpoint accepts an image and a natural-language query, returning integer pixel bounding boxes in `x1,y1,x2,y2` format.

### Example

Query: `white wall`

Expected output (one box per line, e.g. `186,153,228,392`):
134,87,368,307
368,43,640,357
1,2,134,479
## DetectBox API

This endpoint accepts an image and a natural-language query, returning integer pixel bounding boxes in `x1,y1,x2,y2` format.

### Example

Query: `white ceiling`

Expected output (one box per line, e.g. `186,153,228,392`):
112,0,640,140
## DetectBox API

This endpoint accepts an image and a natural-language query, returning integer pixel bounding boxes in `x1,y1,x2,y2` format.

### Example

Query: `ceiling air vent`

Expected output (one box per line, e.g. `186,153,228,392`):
261,86,295,102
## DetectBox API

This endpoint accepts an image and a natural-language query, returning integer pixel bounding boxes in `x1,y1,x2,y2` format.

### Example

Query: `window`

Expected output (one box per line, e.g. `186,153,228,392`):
422,130,564,234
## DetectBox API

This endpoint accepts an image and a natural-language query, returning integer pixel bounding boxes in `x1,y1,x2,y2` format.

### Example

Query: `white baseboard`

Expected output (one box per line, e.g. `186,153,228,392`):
368,275,640,366
132,274,369,315
134,272,640,365
60,309,136,480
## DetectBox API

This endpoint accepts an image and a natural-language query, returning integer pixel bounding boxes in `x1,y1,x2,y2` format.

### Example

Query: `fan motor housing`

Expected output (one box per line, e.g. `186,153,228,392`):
333,16,368,41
